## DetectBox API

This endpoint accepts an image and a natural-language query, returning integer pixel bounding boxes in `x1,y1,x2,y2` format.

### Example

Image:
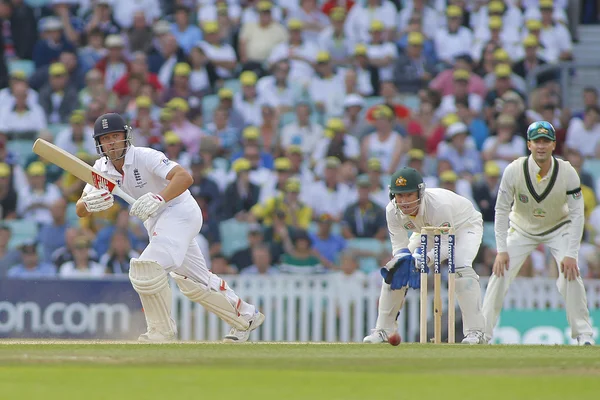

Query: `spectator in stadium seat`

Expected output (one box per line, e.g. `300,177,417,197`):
365,158,389,208
84,0,120,37
112,0,161,30
37,62,80,125
113,52,163,99
7,241,56,279
343,94,370,139
230,223,266,271
280,101,325,156
0,224,20,276
197,21,237,81
0,71,38,108
279,229,327,274
59,237,105,278
312,118,360,173
206,107,241,157
17,162,62,225
433,6,473,67
483,48,527,94
565,105,600,159
438,69,483,119
209,253,238,275
472,161,501,223
0,162,17,220
290,0,328,43
438,121,483,176
253,177,312,230
100,229,140,275
305,157,354,220
455,98,489,151
512,35,554,86
394,32,436,95
481,113,526,172
484,64,524,126
572,87,599,121
53,228,97,272
240,244,279,275
429,54,486,98
341,174,386,240
4,0,37,61
54,111,96,156
233,71,263,127
397,0,438,40
221,158,260,221
285,145,315,188
127,11,154,54
365,81,411,128
564,149,596,193
308,50,346,115
239,1,288,73
345,0,396,44
230,127,275,171
37,198,70,263
170,5,203,55
188,154,221,212
168,97,205,155
0,81,47,134
161,131,191,171
350,44,376,97
32,17,75,69
309,212,346,264
147,32,187,86
360,105,405,174
318,7,352,66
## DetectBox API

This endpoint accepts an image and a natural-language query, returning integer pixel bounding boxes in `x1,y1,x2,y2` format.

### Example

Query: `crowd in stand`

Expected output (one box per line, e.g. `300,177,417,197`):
0,0,599,284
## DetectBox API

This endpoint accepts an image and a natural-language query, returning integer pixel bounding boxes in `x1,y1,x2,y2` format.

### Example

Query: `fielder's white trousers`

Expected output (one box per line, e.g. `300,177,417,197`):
482,224,593,340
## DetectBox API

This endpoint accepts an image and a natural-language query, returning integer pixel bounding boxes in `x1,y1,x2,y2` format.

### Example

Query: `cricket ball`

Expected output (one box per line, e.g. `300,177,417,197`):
388,333,401,346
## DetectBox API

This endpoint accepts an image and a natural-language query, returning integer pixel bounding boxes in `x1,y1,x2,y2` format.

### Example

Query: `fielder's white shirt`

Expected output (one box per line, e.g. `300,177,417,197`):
83,145,193,210
494,156,584,258
386,188,483,256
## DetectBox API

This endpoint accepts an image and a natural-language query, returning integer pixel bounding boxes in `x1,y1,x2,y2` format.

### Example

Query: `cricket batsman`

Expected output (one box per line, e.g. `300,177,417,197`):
76,113,265,342
363,167,486,344
482,121,595,345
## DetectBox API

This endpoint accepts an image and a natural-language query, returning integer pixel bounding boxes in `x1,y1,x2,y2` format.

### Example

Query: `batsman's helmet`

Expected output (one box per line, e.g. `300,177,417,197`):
389,167,425,200
93,113,132,157
526,120,556,141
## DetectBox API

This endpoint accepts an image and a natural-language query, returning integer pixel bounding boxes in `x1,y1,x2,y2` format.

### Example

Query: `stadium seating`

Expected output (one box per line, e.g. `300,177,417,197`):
5,219,39,249
7,140,35,165
7,59,35,78
202,95,220,120
219,218,249,257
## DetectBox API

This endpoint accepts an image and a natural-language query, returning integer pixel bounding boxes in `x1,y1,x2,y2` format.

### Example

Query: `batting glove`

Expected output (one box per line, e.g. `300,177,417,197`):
82,189,114,213
130,193,166,221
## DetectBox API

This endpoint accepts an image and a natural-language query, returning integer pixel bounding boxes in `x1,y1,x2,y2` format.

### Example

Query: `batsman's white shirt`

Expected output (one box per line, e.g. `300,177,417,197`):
84,146,208,276
386,188,483,269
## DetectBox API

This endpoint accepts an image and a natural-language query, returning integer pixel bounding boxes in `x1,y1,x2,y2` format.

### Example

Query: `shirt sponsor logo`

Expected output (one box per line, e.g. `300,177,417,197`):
162,159,170,165
519,194,529,203
533,208,546,218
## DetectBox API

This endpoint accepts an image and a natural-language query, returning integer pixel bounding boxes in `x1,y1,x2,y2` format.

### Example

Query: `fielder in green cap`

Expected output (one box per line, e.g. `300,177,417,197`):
364,166,487,344
482,120,595,345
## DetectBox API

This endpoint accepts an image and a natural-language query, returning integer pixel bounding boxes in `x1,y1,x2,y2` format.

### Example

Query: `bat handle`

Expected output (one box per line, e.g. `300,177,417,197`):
112,186,136,205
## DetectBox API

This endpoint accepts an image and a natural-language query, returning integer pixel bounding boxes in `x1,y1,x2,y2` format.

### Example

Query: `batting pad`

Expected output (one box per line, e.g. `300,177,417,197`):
170,273,250,330
129,258,176,336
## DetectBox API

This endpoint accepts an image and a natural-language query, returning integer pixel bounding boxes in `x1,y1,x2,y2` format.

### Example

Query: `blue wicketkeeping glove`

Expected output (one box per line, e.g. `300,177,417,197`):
380,248,413,290
409,248,429,289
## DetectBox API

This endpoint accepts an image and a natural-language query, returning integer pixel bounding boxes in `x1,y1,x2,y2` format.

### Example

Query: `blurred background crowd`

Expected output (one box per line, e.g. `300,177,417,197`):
1,0,600,285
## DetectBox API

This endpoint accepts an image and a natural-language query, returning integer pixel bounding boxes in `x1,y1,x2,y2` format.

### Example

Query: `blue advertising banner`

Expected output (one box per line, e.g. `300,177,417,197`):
0,279,146,339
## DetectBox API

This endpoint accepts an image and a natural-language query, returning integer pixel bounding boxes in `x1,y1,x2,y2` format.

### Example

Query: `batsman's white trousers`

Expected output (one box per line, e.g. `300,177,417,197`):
138,197,211,284
482,224,594,339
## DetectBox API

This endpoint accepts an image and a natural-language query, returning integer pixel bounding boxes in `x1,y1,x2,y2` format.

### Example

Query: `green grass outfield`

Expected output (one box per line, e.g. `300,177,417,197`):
1,342,599,400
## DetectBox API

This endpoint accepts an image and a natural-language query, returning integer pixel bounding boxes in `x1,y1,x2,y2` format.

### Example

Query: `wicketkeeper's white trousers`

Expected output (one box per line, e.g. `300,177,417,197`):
482,224,594,340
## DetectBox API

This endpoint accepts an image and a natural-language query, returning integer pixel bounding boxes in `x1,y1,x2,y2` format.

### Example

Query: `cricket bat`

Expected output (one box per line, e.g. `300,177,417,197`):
32,138,135,204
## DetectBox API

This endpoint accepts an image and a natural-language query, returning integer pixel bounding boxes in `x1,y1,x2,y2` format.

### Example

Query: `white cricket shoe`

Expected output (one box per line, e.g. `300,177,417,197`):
138,328,177,342
363,329,390,343
223,311,265,343
461,331,486,344
577,334,595,346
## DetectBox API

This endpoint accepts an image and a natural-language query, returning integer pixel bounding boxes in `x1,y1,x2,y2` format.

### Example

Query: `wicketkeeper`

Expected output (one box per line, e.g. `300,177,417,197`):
364,167,486,344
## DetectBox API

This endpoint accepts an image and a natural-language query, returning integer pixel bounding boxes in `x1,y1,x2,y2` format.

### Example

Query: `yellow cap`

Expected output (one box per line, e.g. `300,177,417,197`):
164,131,181,145
446,5,463,17
27,161,46,176
354,44,368,56
160,108,173,120
174,62,191,76
523,34,539,47
497,113,516,126
316,51,331,63
11,70,26,80
326,117,345,131
287,18,303,30
539,0,553,9
257,1,272,11
374,104,394,119
0,162,10,178
49,62,67,76
367,158,382,171
218,88,234,99
287,144,303,154
240,71,257,86
488,1,505,13
488,16,503,29
440,170,458,183
408,32,424,46
136,95,152,108
442,113,459,127
274,157,292,171
70,110,85,123
203,21,219,34
242,126,260,140
408,148,425,161
493,48,510,61
324,128,334,139
232,158,251,173
216,2,228,12
484,161,501,177
285,177,301,192
330,7,346,21
453,69,470,81
495,63,512,78
369,20,384,32
325,156,341,168
167,97,190,112
526,19,542,31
